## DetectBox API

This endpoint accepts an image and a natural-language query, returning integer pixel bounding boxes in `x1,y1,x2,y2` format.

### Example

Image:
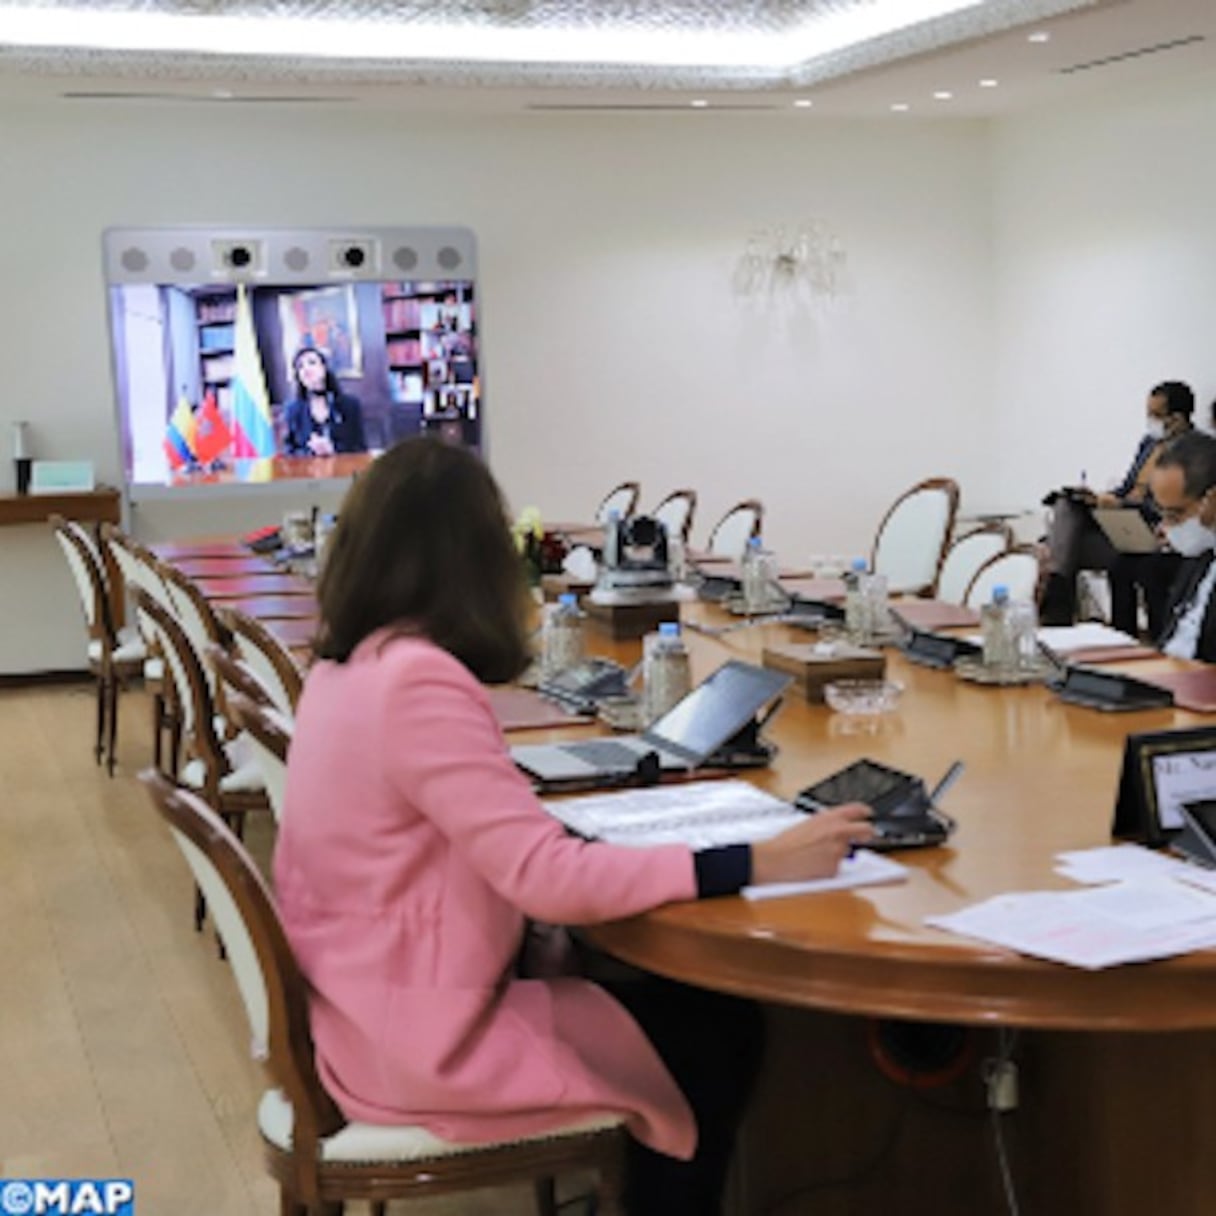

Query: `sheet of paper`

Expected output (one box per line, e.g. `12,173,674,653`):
964,624,1140,652
741,849,908,901
927,880,1216,969
543,779,805,850
1055,844,1192,884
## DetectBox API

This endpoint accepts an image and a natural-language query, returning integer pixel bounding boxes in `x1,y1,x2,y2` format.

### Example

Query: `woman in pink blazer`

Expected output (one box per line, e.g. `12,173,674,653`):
273,438,871,1214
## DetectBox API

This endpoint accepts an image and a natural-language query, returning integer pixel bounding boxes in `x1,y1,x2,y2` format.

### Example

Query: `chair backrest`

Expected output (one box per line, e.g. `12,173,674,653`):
935,524,1012,604
594,481,640,525
50,515,110,644
963,546,1043,609
224,691,292,822
158,564,230,698
102,524,175,641
219,608,305,716
138,769,343,1183
650,489,697,545
706,499,764,559
133,586,226,786
870,478,960,596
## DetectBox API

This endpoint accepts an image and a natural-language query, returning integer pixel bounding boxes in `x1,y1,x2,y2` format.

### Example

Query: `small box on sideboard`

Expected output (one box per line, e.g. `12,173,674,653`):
762,641,886,704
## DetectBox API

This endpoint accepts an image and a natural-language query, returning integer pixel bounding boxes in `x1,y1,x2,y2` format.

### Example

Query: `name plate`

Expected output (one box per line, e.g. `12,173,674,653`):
30,459,96,494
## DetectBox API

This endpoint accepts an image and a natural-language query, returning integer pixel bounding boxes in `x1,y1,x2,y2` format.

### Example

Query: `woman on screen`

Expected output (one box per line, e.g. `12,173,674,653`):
273,437,873,1215
284,346,367,457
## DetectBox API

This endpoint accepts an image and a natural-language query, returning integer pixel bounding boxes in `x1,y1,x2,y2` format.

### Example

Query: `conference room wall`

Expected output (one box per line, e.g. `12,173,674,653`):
0,101,992,673
990,67,1216,512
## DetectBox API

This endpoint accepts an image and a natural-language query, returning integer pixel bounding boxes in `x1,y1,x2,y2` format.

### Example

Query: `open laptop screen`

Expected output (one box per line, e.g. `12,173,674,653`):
643,660,790,763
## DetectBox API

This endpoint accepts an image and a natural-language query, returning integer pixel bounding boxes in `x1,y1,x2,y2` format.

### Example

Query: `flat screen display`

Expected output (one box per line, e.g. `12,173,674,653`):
102,227,481,494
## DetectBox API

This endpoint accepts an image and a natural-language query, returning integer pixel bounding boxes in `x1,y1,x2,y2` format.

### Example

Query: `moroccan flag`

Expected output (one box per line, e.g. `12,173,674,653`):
231,284,276,458
163,394,197,469
194,389,233,465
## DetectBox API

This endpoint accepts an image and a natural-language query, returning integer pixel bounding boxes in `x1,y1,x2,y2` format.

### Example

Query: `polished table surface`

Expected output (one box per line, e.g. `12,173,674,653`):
526,607,1216,1033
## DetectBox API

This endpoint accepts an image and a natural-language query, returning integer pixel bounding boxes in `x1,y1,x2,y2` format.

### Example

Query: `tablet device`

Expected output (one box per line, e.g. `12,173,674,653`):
1091,507,1160,555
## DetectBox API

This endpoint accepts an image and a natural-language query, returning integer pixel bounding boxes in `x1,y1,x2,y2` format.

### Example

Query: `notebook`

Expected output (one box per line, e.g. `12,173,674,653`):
511,659,791,788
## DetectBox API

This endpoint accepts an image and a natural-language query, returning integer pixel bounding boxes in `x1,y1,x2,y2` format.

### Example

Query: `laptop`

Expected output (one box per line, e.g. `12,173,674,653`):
511,659,791,788
1091,506,1160,555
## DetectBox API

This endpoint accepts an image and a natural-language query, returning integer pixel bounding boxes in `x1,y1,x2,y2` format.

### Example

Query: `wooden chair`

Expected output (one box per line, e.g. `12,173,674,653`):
50,515,146,774
137,769,629,1216
133,587,271,930
594,481,640,525
870,478,960,597
212,678,291,823
963,545,1043,609
650,489,698,545
219,607,306,716
935,523,1012,604
101,523,177,770
704,499,764,559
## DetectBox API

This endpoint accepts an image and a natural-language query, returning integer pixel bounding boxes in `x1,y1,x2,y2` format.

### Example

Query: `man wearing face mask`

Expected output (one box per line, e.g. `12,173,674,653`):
1040,380,1195,631
1150,432,1216,661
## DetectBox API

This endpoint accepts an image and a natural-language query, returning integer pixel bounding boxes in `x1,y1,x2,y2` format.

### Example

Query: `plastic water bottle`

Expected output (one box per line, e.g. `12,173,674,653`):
643,622,692,724
1007,597,1040,672
844,557,869,643
542,592,584,677
742,536,780,613
863,571,891,641
981,584,1015,673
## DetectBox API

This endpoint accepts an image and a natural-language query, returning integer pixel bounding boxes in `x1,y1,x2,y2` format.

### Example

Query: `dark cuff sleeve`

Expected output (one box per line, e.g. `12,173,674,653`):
693,844,753,898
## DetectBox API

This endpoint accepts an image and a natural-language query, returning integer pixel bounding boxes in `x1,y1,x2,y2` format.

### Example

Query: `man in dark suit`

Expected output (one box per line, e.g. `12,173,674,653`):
1040,380,1195,630
1150,432,1216,661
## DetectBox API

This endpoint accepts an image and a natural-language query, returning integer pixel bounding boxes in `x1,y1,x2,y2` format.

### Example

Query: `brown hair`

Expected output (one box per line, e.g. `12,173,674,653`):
315,438,531,682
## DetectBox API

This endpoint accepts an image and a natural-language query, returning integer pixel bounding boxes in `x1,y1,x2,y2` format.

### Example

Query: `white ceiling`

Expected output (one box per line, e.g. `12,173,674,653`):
0,0,1212,116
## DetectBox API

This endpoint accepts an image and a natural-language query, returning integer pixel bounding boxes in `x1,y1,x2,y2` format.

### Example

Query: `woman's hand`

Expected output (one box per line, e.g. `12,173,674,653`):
751,803,875,885
308,433,336,457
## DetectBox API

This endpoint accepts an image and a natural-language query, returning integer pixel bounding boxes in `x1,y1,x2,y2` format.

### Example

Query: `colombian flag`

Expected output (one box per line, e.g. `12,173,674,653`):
231,284,276,458
164,394,197,469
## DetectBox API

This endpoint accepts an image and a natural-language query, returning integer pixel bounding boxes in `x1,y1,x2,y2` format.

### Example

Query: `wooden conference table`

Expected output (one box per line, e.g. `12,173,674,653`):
513,612,1216,1216
151,547,1216,1214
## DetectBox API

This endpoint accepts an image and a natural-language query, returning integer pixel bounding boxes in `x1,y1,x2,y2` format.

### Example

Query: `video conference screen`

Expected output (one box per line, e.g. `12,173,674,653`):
103,227,480,494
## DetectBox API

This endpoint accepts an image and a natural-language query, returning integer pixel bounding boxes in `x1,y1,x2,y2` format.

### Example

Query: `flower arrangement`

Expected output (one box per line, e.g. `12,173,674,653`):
511,506,569,584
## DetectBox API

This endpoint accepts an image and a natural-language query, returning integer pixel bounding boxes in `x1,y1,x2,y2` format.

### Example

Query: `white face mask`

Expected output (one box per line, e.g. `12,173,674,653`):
1146,418,1167,441
1165,514,1216,557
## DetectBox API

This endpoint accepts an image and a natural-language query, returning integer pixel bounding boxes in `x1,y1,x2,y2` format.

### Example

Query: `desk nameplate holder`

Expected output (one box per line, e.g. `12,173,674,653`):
900,629,980,670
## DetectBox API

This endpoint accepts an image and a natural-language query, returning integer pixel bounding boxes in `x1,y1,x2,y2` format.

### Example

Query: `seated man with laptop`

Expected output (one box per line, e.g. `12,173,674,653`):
1149,431,1216,661
1041,380,1194,634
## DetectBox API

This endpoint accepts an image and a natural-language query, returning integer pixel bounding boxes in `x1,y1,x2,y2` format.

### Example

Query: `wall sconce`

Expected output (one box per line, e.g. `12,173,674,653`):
733,221,846,298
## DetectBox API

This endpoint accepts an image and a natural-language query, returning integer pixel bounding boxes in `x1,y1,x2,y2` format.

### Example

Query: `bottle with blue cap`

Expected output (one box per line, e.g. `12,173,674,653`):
981,584,1015,672
542,591,585,678
643,621,692,724
741,535,778,614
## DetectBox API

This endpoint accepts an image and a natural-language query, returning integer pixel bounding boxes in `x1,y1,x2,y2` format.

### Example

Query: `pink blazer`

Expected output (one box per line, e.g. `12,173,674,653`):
273,631,698,1158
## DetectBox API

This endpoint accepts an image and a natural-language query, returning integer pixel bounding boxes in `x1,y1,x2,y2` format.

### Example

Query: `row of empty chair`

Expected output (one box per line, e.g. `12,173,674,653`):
592,477,1042,608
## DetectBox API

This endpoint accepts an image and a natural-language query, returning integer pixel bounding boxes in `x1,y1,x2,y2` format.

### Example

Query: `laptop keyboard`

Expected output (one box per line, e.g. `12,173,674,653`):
563,740,647,767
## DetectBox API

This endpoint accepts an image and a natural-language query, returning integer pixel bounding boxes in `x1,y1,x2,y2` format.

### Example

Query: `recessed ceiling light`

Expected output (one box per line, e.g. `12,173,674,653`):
979,78,998,88
891,102,910,112
1028,30,1051,43
793,98,813,108
933,90,953,100
690,98,709,108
